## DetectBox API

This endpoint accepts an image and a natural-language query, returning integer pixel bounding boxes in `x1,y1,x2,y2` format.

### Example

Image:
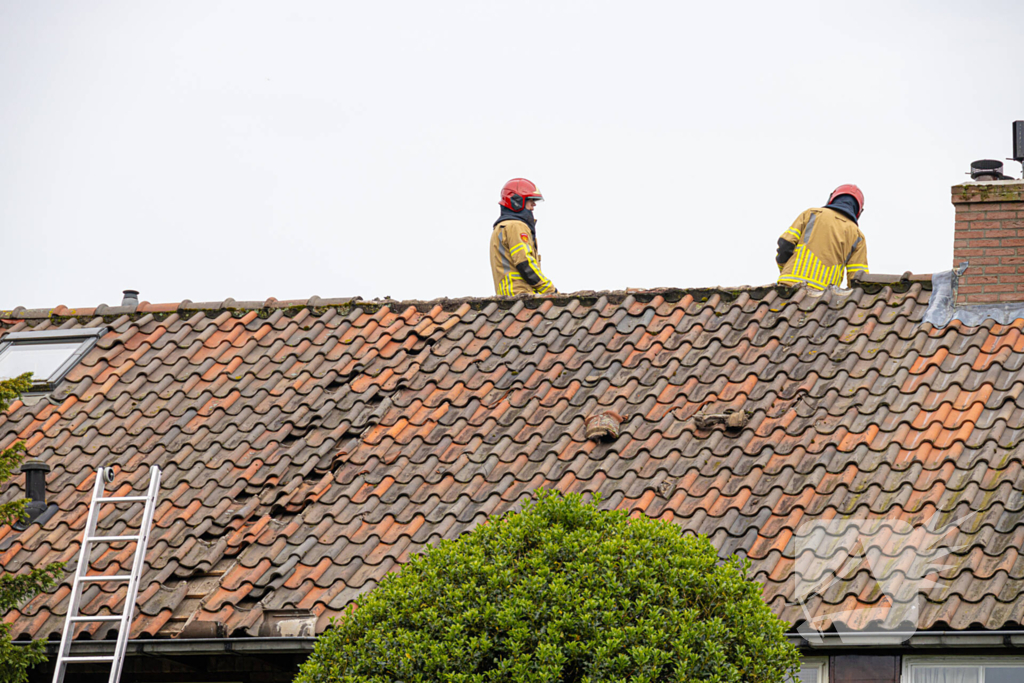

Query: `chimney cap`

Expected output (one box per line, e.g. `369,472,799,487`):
121,289,140,307
971,159,1012,181
19,461,51,473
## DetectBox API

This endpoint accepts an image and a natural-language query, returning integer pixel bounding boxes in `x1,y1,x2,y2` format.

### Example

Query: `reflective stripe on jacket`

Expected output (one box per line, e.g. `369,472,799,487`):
778,208,868,290
490,219,555,295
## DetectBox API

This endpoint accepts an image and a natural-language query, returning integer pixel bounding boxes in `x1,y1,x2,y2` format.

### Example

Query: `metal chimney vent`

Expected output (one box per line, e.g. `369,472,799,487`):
1013,121,1024,178
121,289,139,307
970,159,1010,181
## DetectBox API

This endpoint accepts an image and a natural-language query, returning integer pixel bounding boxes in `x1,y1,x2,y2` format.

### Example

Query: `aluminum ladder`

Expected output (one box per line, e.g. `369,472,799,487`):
52,465,161,683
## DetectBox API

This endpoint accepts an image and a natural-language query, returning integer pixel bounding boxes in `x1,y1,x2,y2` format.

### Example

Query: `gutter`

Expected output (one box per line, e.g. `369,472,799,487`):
788,630,1024,650
42,637,316,657
34,631,1024,657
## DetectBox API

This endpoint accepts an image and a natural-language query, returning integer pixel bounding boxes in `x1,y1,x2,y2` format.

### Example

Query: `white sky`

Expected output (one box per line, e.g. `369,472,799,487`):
2,1,1023,309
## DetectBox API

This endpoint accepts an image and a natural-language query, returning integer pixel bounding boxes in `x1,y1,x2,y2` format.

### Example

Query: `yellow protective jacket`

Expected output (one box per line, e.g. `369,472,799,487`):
778,208,868,289
490,219,556,296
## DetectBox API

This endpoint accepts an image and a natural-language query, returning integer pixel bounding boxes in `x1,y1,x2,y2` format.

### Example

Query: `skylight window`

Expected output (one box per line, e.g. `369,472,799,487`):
0,328,105,389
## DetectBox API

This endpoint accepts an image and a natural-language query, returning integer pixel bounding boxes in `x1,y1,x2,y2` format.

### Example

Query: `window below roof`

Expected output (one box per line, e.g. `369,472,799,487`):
904,657,1024,683
0,328,105,390
794,657,828,683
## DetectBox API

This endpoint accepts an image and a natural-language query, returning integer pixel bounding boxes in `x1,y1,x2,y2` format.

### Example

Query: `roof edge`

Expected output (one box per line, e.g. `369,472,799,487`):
1,274,933,323
38,636,315,656
789,629,1024,651
29,629,1024,656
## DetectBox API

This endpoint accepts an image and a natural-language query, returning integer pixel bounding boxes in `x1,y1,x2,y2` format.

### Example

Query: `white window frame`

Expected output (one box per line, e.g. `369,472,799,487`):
0,328,105,390
902,655,1024,682
796,656,828,683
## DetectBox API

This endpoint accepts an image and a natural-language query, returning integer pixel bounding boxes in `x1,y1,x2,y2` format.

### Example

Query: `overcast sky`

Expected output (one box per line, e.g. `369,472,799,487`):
2,1,1023,310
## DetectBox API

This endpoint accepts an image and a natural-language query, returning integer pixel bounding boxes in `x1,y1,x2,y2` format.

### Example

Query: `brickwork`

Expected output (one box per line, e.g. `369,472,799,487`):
951,181,1024,304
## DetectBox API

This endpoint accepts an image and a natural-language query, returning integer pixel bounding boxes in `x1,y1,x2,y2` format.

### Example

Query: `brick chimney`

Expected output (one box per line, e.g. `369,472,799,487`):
952,180,1024,304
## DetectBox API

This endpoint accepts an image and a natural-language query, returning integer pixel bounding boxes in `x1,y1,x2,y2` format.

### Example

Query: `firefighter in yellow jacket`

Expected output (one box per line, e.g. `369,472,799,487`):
777,184,869,289
490,178,556,296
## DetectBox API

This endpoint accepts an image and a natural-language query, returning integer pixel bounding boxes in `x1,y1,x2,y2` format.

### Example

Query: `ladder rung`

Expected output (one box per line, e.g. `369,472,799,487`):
62,655,115,662
69,615,123,622
85,535,140,543
78,575,132,582
96,496,148,503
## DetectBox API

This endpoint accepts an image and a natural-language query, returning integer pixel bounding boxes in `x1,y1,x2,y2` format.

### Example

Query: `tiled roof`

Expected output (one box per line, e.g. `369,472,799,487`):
4,279,1024,642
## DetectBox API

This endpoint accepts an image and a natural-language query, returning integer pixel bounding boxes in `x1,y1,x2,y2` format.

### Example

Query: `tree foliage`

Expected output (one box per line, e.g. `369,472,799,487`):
1,374,64,683
296,491,799,683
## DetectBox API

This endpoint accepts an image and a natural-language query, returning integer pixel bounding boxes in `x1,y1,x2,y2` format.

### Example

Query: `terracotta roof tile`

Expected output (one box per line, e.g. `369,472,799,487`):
5,283,1024,639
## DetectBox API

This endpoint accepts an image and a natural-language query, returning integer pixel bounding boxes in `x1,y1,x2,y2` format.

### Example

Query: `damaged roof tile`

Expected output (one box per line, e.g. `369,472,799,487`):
4,280,1024,639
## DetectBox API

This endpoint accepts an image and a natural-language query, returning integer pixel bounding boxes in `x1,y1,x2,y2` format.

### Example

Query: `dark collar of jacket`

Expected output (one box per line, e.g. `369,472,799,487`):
824,195,860,224
494,206,537,237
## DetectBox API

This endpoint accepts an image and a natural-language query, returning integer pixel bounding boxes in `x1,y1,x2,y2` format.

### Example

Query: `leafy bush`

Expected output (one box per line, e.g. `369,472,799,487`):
1,374,65,683
296,491,799,683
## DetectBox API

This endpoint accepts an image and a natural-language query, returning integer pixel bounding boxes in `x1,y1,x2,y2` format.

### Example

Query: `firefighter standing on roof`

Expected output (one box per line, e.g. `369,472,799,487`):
490,178,557,296
777,184,869,289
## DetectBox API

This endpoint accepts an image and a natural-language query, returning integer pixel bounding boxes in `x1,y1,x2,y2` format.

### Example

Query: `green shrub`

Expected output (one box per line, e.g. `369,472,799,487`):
296,491,798,683
1,374,65,683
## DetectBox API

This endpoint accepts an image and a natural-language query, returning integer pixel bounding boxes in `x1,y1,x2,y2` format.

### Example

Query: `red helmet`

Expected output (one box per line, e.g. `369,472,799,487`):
500,178,544,212
827,184,865,217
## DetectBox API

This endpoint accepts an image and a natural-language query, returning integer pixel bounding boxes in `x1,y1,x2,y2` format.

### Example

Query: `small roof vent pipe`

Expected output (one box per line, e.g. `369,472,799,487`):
970,160,1011,181
15,461,57,530
121,289,139,308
